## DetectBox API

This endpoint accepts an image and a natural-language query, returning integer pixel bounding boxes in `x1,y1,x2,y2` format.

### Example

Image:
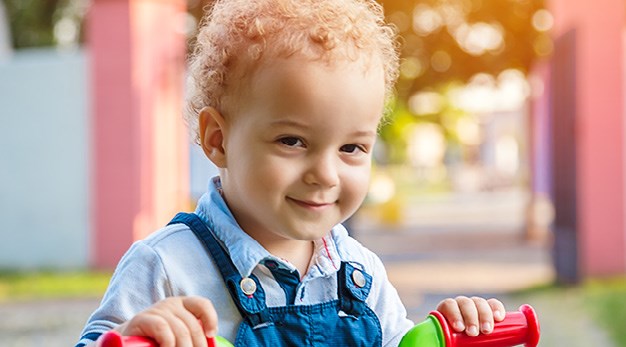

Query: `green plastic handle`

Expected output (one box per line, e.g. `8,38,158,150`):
213,335,234,347
398,314,446,347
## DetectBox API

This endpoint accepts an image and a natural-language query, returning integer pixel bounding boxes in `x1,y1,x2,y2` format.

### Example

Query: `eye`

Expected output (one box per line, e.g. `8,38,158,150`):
278,136,304,147
340,144,365,154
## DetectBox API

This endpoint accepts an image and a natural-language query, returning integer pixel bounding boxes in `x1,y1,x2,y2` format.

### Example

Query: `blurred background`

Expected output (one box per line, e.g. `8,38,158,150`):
1,0,625,346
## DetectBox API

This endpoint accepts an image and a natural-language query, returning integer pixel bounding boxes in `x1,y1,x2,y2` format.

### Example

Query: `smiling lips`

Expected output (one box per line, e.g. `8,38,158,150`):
287,197,336,210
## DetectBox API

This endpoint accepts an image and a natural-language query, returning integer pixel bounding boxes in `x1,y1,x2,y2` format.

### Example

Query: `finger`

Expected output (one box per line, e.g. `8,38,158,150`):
171,311,207,347
183,296,219,336
157,309,196,347
122,313,176,347
436,298,465,332
456,296,479,336
488,298,506,321
472,297,494,334
166,298,207,347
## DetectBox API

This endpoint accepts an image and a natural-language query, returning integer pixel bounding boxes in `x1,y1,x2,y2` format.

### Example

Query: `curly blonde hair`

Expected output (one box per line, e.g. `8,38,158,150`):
185,0,399,142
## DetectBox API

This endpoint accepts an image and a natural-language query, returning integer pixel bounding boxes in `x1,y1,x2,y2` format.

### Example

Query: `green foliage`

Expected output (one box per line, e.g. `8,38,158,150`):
377,0,545,163
0,271,111,301
380,0,546,98
379,99,413,164
583,277,626,345
512,277,626,346
3,0,61,48
2,0,86,48
380,82,474,164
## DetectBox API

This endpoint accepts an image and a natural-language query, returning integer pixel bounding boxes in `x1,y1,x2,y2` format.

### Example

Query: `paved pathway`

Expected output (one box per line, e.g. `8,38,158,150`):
0,298,99,347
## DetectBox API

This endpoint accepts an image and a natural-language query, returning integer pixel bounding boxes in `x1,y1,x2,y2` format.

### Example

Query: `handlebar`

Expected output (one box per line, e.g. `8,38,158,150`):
96,304,539,347
399,304,540,347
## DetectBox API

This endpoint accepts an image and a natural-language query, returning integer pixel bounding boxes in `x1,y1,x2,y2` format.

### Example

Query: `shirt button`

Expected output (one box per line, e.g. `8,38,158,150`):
351,269,366,288
240,277,257,295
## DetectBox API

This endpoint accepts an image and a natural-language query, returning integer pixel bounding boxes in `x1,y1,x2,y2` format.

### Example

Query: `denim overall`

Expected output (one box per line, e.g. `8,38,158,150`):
168,213,383,347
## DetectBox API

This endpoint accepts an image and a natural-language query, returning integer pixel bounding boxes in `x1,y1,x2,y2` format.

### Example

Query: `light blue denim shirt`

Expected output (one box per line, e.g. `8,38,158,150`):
77,177,414,346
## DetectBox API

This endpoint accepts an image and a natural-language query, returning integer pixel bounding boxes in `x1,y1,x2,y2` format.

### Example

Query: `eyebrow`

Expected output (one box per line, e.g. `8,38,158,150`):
270,119,377,137
270,119,308,129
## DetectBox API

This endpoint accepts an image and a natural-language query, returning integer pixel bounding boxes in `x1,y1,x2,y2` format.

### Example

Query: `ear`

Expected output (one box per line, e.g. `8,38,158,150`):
199,107,228,168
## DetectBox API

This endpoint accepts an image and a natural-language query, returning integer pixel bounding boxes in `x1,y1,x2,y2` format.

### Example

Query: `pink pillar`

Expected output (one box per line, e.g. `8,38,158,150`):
548,0,626,276
88,0,189,269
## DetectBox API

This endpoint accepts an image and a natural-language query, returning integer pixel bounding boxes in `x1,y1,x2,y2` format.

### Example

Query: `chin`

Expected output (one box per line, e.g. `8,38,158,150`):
287,220,339,240
286,228,328,241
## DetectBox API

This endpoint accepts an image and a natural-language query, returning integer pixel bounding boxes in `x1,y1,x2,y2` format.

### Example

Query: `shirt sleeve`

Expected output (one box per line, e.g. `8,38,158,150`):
365,252,415,347
75,241,171,346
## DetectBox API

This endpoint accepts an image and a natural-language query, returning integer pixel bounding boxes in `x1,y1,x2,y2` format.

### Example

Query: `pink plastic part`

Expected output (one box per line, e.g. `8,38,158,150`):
430,304,540,347
96,330,217,347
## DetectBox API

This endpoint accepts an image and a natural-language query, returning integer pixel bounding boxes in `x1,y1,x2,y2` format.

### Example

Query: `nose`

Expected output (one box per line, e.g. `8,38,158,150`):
303,151,340,188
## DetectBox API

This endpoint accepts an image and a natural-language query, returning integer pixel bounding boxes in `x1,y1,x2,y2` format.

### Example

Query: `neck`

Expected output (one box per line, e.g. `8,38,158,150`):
265,239,314,278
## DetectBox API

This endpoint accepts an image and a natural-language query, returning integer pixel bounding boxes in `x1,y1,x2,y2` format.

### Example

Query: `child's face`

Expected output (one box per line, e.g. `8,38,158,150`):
203,55,385,246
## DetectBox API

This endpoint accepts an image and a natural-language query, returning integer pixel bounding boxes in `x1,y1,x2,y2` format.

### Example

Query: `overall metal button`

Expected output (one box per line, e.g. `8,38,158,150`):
240,277,257,295
351,269,366,288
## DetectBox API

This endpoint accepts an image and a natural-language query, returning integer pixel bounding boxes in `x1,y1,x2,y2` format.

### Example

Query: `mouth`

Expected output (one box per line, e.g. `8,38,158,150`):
287,197,335,210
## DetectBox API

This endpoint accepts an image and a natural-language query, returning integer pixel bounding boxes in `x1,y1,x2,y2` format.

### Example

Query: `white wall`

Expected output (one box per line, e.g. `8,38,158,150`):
189,143,219,200
0,48,89,269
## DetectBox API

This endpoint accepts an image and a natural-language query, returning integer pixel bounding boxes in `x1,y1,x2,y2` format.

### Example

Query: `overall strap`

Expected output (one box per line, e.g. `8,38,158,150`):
337,261,373,317
167,213,270,326
169,213,237,279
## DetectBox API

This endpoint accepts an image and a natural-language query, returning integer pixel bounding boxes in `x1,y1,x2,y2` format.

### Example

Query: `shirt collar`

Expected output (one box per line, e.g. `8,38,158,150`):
306,227,344,279
195,176,269,278
195,176,344,279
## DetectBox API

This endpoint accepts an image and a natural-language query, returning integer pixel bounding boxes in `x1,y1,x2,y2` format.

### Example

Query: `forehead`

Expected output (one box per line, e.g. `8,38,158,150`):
253,53,383,87
227,52,384,105
233,55,386,126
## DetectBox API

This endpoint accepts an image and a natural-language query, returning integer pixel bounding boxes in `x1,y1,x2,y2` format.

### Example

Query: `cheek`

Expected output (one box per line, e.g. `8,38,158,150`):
241,155,291,193
342,166,371,202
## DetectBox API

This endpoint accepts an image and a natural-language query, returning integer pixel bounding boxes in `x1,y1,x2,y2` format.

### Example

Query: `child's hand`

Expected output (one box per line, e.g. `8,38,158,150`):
114,296,218,347
436,296,505,337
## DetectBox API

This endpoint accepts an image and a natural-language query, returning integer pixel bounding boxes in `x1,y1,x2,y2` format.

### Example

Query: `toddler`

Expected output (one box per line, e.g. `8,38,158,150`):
77,0,505,346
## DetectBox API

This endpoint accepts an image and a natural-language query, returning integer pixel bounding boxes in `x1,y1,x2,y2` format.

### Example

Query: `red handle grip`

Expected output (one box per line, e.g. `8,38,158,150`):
431,304,541,347
96,331,218,347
